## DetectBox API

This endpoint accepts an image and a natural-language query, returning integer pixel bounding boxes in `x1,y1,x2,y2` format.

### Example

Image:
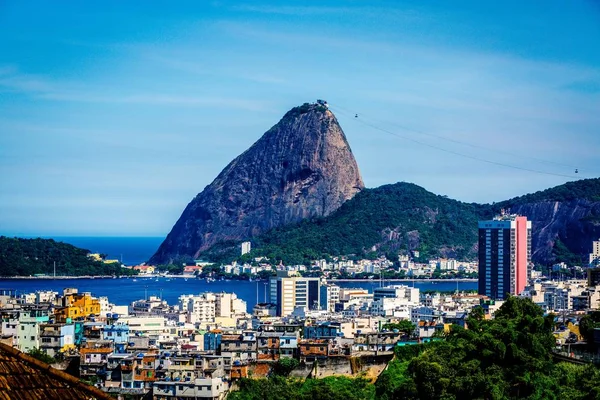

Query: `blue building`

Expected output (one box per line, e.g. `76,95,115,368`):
279,335,298,358
303,322,341,339
73,321,84,346
203,332,222,351
102,323,130,354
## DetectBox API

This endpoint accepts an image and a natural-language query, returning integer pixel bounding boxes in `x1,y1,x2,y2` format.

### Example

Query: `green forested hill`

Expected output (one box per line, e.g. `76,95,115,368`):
0,236,130,276
200,178,600,266
496,178,600,207
251,182,490,264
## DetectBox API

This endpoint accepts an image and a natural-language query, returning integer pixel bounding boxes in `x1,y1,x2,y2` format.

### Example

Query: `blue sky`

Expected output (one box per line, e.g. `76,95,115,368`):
1,1,599,236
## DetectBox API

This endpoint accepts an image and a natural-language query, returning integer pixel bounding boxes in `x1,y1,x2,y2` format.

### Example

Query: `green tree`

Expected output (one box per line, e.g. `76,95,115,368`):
272,358,299,377
382,320,416,335
27,348,56,364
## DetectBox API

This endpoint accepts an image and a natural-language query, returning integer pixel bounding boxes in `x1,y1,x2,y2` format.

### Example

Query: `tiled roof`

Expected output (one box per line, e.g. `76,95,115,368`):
0,343,112,400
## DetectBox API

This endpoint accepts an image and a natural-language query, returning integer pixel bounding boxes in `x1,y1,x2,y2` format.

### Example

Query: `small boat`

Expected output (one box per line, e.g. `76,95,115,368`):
132,279,137,282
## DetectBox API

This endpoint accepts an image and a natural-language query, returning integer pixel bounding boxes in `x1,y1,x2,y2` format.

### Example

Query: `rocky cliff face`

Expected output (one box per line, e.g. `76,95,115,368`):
149,103,364,264
509,199,600,264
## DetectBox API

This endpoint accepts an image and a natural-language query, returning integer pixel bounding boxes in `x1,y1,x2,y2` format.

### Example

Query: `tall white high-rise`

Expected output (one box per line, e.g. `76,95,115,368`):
241,241,251,256
320,284,340,312
590,239,600,267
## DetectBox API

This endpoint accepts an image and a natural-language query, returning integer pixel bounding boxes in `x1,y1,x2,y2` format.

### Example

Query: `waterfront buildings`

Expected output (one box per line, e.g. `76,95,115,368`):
478,214,532,300
269,270,320,316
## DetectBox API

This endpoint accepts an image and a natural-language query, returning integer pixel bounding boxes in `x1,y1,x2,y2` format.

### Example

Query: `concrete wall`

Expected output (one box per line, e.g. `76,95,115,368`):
288,354,393,380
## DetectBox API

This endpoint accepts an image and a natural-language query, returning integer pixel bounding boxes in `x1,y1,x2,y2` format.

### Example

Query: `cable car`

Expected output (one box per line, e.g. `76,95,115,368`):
355,114,358,118
575,169,579,173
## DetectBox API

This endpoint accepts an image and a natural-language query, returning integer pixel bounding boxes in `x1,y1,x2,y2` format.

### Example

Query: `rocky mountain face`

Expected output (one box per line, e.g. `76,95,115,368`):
508,199,600,264
149,103,364,264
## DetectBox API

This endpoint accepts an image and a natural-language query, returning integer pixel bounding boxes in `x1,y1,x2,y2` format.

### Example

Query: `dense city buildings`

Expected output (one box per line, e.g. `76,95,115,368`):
3,232,600,398
478,214,532,300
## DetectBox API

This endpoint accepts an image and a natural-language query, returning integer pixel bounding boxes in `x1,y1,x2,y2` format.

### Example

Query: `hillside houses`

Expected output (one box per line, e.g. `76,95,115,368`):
0,283,512,399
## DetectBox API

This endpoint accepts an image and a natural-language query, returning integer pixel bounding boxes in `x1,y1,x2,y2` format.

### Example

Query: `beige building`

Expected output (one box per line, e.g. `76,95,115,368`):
590,239,600,266
269,271,320,317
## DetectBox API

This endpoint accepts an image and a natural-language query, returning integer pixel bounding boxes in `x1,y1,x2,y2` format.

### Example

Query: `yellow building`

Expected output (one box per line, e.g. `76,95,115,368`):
88,253,103,262
88,253,119,264
55,292,101,322
133,265,155,274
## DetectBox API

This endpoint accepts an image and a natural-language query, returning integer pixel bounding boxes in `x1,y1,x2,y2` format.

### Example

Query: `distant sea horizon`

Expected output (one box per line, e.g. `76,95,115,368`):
6,236,165,266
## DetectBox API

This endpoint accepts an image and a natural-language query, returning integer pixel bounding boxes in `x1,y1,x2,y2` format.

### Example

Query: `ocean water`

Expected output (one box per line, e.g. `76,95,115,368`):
0,278,477,308
6,236,478,307
47,236,164,265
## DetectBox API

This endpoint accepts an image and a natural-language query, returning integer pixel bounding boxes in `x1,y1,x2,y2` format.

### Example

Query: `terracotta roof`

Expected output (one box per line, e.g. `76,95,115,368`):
0,342,112,400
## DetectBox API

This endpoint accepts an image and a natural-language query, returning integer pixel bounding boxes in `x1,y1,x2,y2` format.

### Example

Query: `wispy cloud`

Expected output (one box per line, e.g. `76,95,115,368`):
229,3,424,21
231,4,358,16
143,53,288,85
0,66,272,111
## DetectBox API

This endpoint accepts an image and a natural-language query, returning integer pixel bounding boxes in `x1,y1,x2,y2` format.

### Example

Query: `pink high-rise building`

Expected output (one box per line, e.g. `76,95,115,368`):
478,214,532,300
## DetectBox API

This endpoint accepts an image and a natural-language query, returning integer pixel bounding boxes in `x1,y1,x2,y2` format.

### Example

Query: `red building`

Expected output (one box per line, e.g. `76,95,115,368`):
478,214,532,300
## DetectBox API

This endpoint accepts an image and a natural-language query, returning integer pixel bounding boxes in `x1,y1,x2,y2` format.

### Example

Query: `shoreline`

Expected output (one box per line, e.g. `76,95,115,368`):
0,275,477,282
329,278,477,282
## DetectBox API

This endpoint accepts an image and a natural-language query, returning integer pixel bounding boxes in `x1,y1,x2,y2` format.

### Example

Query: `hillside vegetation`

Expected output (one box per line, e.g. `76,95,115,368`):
0,236,132,276
199,178,600,266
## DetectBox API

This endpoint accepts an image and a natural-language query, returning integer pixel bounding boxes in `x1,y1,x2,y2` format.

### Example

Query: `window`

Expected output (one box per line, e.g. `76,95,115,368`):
21,326,24,331
30,336,35,340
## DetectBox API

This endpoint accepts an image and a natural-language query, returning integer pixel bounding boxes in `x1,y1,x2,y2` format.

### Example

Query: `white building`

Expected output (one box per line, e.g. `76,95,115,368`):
241,241,251,256
590,239,600,266
373,285,419,304
371,298,412,318
35,291,58,304
117,316,166,335
320,284,340,312
179,292,247,325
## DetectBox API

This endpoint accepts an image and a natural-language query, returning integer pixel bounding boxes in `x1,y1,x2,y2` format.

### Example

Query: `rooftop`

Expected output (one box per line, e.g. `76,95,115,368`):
0,342,111,400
